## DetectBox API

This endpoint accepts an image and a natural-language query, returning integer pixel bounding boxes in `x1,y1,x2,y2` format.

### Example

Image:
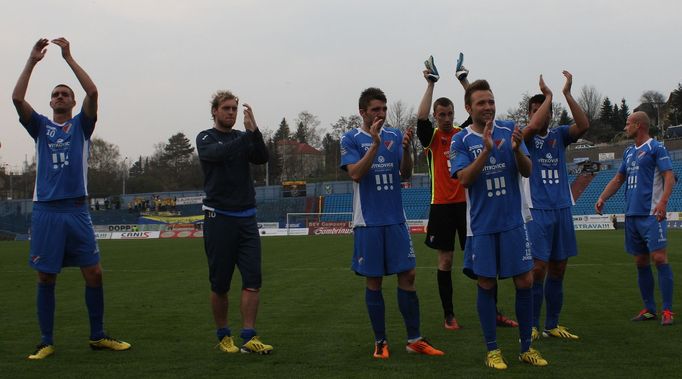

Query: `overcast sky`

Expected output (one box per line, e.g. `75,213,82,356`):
2,0,680,168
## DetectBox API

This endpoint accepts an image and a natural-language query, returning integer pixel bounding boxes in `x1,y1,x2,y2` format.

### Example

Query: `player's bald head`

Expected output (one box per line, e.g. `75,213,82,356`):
630,111,650,128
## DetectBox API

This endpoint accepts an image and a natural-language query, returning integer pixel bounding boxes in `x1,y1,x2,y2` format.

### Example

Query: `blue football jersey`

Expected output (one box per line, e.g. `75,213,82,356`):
450,120,531,235
340,126,406,227
23,111,95,201
523,125,576,209
618,138,673,216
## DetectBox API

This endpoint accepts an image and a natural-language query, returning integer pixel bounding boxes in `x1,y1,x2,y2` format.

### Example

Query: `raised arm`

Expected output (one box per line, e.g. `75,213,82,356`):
196,131,251,162
52,38,98,119
595,172,626,214
522,74,553,141
512,126,532,177
416,70,436,147
457,120,493,187
417,70,435,120
12,39,48,124
400,128,414,181
345,119,382,182
243,103,269,165
563,71,589,140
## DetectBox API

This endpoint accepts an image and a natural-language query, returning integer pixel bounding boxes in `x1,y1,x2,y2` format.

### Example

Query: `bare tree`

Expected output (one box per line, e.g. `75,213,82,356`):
577,85,603,123
294,111,322,148
330,115,361,138
505,93,569,127
387,100,422,174
637,90,667,127
387,100,414,131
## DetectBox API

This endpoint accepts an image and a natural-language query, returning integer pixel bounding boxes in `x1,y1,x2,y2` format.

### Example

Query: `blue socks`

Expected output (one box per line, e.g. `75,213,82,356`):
477,285,497,351
397,288,421,341
37,282,56,345
365,288,386,342
657,263,674,311
532,282,543,329
85,286,105,340
637,265,656,312
240,328,256,344
216,327,231,341
544,277,563,330
516,287,533,353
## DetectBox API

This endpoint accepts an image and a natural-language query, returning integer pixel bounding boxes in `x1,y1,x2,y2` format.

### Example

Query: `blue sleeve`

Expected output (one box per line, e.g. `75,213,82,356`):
450,134,472,178
397,129,404,163
340,133,361,171
22,111,44,141
618,148,629,175
655,144,673,172
76,111,97,140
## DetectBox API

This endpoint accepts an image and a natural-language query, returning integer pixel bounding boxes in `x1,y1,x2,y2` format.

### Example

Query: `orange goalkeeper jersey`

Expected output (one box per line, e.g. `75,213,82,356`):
418,121,466,204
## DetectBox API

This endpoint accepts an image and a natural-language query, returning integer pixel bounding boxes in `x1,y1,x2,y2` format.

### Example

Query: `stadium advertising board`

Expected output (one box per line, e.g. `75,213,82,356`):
95,224,138,232
95,232,112,240
167,223,199,231
175,196,204,205
110,231,161,240
598,152,615,161
407,219,428,234
259,228,309,236
160,230,204,238
308,221,353,235
257,222,279,229
572,214,616,230
141,215,203,224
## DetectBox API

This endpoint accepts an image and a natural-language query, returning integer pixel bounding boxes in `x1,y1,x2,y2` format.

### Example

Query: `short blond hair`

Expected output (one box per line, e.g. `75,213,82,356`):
211,90,239,119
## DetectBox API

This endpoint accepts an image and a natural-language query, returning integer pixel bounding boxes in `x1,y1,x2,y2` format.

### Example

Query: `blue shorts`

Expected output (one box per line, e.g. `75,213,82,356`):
29,199,100,274
352,223,416,277
624,216,667,255
527,208,577,262
463,224,533,279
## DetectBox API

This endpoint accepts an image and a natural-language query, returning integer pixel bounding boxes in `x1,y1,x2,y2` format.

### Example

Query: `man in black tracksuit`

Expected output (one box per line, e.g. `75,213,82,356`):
196,90,271,355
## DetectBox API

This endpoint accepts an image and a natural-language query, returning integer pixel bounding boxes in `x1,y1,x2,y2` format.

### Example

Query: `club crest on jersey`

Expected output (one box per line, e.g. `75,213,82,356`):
495,138,506,149
62,123,72,133
637,150,647,160
441,137,449,146
549,139,557,148
384,140,394,151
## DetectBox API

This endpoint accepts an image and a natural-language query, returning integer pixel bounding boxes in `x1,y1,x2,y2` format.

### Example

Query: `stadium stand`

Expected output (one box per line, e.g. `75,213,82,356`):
0,153,680,236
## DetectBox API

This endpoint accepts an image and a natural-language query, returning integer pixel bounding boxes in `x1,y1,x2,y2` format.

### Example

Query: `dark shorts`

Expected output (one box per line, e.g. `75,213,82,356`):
203,211,262,293
425,203,467,251
29,199,100,274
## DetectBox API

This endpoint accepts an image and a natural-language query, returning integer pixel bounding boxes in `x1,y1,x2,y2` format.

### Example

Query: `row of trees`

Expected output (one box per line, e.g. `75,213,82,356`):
506,83,682,143
2,83,682,199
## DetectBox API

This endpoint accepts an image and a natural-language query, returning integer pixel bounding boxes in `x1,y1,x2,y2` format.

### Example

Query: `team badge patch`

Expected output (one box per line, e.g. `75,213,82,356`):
549,139,557,148
62,123,72,133
495,138,506,149
384,140,394,151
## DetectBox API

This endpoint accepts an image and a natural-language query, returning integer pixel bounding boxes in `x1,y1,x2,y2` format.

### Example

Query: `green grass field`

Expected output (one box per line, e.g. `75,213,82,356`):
1,230,681,378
